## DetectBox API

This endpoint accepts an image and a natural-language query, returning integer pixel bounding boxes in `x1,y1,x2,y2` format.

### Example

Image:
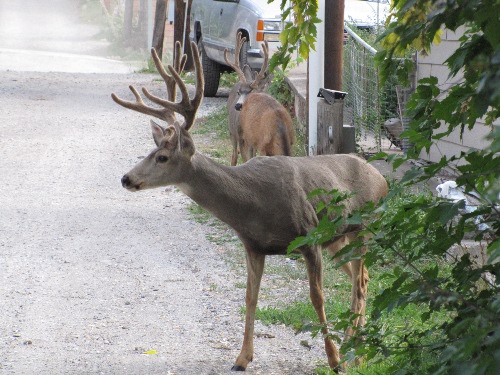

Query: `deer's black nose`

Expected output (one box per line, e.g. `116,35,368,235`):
235,103,242,111
121,175,131,188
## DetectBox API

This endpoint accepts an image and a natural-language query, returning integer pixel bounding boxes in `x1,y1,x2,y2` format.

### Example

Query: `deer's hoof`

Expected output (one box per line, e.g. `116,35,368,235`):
333,366,344,374
231,365,246,371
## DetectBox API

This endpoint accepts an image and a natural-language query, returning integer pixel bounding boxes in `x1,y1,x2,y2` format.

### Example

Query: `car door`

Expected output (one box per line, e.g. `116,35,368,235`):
212,0,239,61
202,0,222,56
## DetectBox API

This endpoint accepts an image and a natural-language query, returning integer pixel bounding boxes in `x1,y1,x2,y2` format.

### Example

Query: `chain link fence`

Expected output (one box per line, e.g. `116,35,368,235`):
342,25,404,155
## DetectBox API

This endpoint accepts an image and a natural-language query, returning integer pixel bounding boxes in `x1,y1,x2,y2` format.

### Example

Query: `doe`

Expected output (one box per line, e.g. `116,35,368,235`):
225,32,295,165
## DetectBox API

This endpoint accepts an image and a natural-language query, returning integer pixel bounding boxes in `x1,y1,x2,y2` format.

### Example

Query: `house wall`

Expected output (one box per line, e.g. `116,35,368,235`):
416,27,492,163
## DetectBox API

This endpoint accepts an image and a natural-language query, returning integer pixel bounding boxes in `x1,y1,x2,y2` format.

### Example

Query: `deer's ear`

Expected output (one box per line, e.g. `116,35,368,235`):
161,125,180,150
151,120,167,147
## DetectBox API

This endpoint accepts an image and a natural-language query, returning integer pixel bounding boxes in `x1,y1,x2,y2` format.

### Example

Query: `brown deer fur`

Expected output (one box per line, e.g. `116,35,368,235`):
225,32,295,165
113,41,389,372
238,92,295,161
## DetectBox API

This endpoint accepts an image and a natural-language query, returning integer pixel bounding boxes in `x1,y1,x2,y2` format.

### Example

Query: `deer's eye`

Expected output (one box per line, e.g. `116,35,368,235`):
156,155,168,163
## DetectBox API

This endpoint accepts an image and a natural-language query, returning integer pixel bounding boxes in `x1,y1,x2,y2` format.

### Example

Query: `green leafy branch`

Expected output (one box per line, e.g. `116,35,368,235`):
269,0,320,70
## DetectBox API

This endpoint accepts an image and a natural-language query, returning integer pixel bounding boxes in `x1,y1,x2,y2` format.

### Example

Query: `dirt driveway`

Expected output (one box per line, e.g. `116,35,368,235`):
0,1,327,373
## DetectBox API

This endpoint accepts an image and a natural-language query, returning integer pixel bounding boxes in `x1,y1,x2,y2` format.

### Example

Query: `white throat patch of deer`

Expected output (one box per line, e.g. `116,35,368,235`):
113,41,388,372
225,32,295,165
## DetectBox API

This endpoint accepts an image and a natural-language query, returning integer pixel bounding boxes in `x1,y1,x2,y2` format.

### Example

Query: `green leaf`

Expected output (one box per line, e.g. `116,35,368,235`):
298,41,309,59
287,235,309,253
426,200,464,225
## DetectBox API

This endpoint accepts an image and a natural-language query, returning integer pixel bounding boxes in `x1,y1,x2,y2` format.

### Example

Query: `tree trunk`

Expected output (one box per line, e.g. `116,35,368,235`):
152,0,167,58
123,0,133,45
138,0,148,48
174,0,193,70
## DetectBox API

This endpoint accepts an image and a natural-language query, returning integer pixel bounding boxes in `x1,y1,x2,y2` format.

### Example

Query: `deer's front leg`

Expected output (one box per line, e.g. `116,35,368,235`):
232,250,265,371
231,140,239,166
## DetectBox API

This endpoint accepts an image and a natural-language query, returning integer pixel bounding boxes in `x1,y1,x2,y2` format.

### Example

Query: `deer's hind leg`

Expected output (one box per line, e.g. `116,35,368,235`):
302,246,341,369
239,138,254,163
232,249,265,371
327,234,369,366
345,258,369,338
331,234,369,338
343,257,368,367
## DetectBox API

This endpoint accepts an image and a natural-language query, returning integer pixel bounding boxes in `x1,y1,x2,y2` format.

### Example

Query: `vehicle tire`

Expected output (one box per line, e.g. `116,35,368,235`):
197,36,220,97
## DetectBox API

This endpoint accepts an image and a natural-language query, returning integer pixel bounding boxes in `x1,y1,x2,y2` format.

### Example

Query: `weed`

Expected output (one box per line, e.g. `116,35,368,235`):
264,257,307,281
268,67,295,111
194,107,229,139
187,203,212,225
209,284,218,291
219,72,239,88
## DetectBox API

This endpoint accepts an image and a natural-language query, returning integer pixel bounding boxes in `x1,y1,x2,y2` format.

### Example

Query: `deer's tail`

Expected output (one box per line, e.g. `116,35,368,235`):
278,122,292,156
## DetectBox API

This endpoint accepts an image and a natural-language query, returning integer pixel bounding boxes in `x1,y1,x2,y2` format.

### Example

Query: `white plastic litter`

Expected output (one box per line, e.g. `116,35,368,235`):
436,180,489,231
436,181,467,202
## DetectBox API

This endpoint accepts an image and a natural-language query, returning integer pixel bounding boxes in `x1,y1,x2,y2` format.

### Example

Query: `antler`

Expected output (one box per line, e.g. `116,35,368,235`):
224,31,248,83
160,41,204,131
112,41,203,130
250,41,269,90
146,41,187,108
111,42,186,125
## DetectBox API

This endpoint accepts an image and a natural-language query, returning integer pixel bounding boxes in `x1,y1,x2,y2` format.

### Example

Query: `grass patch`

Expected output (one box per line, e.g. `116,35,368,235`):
293,119,308,157
194,106,229,139
235,282,246,289
264,260,307,281
187,202,239,249
206,232,238,246
187,203,212,224
254,265,438,332
315,361,395,375
255,297,348,332
252,253,451,374
193,106,233,164
219,72,239,88
254,253,353,330
187,202,224,229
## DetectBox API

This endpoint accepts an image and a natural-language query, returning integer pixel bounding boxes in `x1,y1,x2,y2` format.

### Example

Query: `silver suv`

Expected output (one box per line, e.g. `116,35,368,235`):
189,0,283,97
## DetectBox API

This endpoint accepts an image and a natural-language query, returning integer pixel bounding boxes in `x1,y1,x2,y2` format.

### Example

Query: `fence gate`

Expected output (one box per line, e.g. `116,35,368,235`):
343,25,403,155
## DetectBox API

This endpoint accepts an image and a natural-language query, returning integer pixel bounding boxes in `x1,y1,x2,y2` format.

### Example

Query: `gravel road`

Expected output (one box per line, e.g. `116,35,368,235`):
0,70,328,374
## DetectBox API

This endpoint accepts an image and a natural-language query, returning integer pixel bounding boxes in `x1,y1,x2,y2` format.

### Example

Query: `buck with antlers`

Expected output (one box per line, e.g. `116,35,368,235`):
224,32,296,165
112,41,388,371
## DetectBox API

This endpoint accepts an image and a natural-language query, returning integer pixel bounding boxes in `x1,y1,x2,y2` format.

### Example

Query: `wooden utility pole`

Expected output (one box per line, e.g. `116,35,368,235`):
316,0,347,155
324,0,344,90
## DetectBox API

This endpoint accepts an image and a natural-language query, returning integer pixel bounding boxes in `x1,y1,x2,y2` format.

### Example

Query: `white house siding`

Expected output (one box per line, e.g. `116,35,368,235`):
416,27,493,163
